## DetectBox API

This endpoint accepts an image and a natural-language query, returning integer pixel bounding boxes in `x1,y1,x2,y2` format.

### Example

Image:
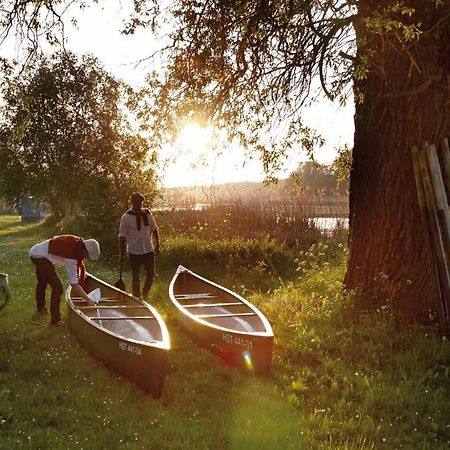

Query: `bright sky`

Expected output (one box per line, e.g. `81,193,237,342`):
7,0,355,188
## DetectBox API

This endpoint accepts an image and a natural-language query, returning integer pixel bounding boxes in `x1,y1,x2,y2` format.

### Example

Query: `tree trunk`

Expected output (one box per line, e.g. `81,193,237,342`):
344,3,450,324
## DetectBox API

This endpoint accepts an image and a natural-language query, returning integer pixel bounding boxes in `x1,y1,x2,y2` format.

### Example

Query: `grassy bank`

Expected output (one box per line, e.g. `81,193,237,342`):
0,216,449,449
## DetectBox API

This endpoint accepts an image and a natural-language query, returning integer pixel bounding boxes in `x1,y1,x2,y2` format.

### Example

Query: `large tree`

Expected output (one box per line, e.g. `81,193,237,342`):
135,0,449,325
1,1,449,325
0,51,156,222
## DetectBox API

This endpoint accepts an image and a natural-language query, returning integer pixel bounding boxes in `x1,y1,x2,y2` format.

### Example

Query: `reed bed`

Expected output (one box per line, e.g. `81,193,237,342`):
156,183,348,217
155,188,348,247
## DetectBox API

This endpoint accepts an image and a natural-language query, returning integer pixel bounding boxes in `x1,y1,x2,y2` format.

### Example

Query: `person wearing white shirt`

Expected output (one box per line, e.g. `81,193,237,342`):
29,235,100,325
118,193,160,300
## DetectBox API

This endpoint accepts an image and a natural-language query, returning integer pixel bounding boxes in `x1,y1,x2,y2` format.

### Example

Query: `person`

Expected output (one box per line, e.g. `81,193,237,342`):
29,234,100,325
118,192,160,300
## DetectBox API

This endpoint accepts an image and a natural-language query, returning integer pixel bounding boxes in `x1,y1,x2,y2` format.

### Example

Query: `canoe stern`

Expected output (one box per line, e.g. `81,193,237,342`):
176,309,273,374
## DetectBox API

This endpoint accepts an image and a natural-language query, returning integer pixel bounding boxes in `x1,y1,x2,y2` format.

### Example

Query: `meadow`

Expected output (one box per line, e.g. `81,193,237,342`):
0,214,449,449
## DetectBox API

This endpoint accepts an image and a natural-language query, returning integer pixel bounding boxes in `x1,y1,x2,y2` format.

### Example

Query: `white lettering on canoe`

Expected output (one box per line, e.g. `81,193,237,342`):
118,341,142,356
222,333,253,350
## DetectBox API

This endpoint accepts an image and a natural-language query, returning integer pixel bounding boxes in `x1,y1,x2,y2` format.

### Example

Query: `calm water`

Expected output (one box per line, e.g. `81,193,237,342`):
312,217,348,230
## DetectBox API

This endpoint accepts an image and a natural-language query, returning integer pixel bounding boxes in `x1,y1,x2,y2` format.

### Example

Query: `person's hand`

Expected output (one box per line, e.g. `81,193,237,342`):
155,244,160,256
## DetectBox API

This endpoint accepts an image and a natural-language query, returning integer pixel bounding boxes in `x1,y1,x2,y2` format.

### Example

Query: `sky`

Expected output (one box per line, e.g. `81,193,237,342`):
6,1,355,188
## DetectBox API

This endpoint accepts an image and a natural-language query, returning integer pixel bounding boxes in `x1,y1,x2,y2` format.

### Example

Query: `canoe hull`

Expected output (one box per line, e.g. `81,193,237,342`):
68,309,168,398
176,310,273,374
169,266,274,374
66,274,170,398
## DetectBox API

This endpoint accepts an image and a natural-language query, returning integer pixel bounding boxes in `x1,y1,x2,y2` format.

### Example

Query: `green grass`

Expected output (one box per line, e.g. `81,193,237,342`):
0,216,302,449
258,261,450,449
0,215,449,449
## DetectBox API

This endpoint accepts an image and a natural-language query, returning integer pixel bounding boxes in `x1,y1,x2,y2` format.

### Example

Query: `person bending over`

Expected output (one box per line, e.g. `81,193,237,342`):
29,234,100,325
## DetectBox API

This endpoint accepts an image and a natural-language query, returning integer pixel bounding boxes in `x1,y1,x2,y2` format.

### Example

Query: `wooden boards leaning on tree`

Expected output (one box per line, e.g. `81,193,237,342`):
411,138,450,338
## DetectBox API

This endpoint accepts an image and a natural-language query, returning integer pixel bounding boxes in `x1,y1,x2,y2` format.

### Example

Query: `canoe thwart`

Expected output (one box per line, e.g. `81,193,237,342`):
77,305,149,309
90,316,155,320
174,293,219,299
196,312,257,319
184,302,243,308
71,297,120,301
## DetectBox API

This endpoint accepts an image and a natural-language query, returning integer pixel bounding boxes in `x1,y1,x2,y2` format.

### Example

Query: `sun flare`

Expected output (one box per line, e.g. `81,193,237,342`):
175,123,213,153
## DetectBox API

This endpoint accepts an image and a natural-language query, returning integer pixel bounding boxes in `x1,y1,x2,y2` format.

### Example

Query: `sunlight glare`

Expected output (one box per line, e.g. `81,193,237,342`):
175,123,213,153
243,351,253,371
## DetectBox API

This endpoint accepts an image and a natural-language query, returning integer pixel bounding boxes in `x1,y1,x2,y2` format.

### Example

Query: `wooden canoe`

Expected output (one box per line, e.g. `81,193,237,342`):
169,265,274,374
66,273,170,398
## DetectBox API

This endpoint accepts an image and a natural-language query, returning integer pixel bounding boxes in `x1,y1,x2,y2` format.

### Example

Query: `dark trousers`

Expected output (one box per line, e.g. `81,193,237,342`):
129,252,155,299
30,257,63,323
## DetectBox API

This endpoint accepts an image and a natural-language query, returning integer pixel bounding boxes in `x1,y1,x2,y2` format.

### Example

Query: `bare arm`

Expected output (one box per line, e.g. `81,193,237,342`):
118,236,127,260
153,229,160,255
71,283,95,305
118,214,128,260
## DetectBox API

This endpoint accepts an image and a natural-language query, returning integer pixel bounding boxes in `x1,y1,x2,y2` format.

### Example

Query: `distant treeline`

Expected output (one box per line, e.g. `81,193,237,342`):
155,161,350,210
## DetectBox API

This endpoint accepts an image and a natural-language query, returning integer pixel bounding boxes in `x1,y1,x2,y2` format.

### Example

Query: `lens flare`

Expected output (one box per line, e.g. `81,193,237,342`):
243,351,253,370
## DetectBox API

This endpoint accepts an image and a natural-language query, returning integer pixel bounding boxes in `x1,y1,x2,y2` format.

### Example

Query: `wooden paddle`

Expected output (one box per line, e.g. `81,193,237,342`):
115,243,126,291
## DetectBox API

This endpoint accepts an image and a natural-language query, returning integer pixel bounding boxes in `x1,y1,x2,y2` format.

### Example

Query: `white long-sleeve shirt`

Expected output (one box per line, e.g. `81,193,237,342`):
29,239,79,285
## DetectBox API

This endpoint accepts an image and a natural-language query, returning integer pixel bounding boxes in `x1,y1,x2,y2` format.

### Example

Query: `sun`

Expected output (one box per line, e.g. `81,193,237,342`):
175,123,213,153
160,121,218,187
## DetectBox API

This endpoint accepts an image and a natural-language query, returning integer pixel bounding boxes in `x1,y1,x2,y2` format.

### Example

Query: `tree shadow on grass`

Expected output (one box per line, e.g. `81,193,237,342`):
0,215,54,242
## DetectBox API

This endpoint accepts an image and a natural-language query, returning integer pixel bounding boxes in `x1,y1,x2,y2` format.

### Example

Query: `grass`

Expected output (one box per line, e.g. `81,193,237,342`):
259,263,450,449
0,216,302,450
0,215,449,449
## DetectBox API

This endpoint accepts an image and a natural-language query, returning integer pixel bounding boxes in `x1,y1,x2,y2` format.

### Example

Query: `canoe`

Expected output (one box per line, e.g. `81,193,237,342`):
169,265,274,374
0,273,10,312
65,273,170,398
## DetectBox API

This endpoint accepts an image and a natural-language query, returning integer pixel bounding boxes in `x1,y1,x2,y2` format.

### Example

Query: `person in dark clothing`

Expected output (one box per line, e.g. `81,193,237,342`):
29,235,100,325
118,193,160,300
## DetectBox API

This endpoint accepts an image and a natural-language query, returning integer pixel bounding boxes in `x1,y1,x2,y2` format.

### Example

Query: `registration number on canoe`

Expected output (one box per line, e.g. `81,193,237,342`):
119,341,142,356
222,333,253,350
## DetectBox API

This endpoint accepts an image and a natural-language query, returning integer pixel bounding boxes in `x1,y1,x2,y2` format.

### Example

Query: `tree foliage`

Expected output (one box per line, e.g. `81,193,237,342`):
136,0,358,176
288,160,349,194
131,1,446,133
0,51,156,230
0,0,83,69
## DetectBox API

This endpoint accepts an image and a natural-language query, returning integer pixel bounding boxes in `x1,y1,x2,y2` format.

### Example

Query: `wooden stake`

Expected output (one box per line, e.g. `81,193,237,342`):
426,144,450,261
415,144,450,336
412,145,443,299
439,138,450,202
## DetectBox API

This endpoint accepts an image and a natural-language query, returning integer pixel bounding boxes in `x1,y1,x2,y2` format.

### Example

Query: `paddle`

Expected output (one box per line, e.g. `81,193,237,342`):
115,242,126,291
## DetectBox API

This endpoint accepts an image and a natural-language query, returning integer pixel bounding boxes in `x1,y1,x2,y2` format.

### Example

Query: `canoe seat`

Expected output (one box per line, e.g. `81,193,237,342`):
90,316,155,320
72,297,120,301
196,312,256,319
184,302,243,308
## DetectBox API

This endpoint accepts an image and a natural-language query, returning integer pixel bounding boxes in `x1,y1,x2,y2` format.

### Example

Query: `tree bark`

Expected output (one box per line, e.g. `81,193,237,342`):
344,2,450,324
